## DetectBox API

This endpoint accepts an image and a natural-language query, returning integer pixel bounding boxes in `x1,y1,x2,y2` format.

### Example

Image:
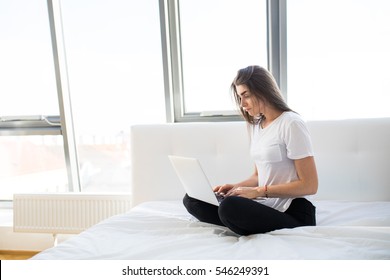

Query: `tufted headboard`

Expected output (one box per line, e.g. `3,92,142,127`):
130,118,390,206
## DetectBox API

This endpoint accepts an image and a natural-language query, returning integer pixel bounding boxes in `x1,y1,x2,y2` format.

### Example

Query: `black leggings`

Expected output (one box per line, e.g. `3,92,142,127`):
183,194,316,236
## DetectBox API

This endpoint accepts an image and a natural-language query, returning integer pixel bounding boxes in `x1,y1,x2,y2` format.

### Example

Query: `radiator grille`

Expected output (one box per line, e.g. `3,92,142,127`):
13,193,132,234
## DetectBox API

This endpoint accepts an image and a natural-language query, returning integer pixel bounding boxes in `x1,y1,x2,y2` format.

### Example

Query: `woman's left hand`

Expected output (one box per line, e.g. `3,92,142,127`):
226,186,261,199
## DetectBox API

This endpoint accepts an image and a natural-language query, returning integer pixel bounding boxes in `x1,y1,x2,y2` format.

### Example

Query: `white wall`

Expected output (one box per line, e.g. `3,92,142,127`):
0,209,73,251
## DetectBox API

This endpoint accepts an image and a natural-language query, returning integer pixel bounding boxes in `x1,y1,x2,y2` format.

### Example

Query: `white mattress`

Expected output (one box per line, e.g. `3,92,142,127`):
32,200,390,260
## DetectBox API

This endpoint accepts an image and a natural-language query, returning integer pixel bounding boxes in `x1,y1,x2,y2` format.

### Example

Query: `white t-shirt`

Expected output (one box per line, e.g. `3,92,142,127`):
250,111,314,212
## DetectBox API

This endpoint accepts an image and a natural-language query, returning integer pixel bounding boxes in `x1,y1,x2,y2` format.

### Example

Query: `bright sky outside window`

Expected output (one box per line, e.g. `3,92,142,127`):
0,0,58,116
179,0,268,114
60,0,165,192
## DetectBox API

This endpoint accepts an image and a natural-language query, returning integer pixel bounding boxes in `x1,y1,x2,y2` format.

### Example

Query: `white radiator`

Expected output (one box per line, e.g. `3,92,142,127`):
13,193,132,235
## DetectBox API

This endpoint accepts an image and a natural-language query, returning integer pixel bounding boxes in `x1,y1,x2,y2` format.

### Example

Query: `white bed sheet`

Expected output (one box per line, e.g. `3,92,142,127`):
31,200,390,260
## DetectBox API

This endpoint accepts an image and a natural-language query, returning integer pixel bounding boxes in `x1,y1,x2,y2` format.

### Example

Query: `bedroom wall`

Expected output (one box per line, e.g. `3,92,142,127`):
0,209,73,251
0,226,73,251
0,226,56,251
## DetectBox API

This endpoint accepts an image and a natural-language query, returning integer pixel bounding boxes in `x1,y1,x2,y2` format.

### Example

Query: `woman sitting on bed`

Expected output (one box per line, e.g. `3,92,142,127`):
183,65,318,235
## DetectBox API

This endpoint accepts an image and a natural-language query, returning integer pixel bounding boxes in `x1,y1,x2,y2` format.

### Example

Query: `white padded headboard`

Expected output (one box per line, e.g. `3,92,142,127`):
130,122,253,206
307,118,390,201
130,118,390,206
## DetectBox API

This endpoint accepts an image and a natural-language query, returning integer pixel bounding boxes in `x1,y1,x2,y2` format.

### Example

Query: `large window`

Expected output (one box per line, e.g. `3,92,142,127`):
60,0,165,192
0,0,67,200
287,0,390,120
1,0,165,198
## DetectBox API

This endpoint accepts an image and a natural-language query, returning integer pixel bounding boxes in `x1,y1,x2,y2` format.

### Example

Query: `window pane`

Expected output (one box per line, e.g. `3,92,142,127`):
287,0,390,120
179,0,268,114
61,0,165,192
0,0,64,200
0,0,58,116
0,136,67,200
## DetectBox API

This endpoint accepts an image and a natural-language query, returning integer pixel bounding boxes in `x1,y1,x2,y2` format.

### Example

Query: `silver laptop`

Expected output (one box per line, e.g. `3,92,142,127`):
168,155,224,206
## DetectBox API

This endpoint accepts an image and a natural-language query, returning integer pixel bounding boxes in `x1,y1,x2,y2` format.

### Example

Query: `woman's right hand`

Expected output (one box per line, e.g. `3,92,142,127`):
213,184,235,195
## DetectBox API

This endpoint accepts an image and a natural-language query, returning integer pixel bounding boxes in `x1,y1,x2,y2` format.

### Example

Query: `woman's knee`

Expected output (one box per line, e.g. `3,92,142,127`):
218,196,240,218
216,197,248,235
183,194,223,226
218,197,247,228
183,194,197,214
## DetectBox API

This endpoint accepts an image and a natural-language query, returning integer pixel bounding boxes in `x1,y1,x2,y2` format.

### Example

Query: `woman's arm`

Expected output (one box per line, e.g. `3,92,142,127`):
213,166,259,194
265,156,318,198
227,156,318,199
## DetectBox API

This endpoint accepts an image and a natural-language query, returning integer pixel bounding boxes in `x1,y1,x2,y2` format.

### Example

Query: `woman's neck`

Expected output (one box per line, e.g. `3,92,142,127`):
260,109,284,128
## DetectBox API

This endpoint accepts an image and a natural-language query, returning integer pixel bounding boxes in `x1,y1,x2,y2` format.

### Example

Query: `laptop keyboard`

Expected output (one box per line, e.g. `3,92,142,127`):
215,192,225,203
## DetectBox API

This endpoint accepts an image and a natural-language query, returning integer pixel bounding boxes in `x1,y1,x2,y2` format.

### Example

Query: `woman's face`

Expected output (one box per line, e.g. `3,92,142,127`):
236,84,264,117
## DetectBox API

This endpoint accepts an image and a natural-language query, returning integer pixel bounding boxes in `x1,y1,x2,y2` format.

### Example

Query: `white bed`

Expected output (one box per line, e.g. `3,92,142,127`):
32,200,390,260
32,119,390,260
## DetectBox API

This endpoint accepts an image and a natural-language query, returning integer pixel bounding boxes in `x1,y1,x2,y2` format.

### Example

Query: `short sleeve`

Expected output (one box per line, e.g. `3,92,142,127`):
283,118,314,160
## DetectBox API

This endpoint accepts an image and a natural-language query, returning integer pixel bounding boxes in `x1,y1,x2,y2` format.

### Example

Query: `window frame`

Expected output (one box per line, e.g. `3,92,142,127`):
47,0,81,192
159,0,287,122
0,0,81,197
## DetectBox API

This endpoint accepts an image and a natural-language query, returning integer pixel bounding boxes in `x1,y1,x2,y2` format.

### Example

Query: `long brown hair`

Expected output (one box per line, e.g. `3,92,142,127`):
231,65,292,124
